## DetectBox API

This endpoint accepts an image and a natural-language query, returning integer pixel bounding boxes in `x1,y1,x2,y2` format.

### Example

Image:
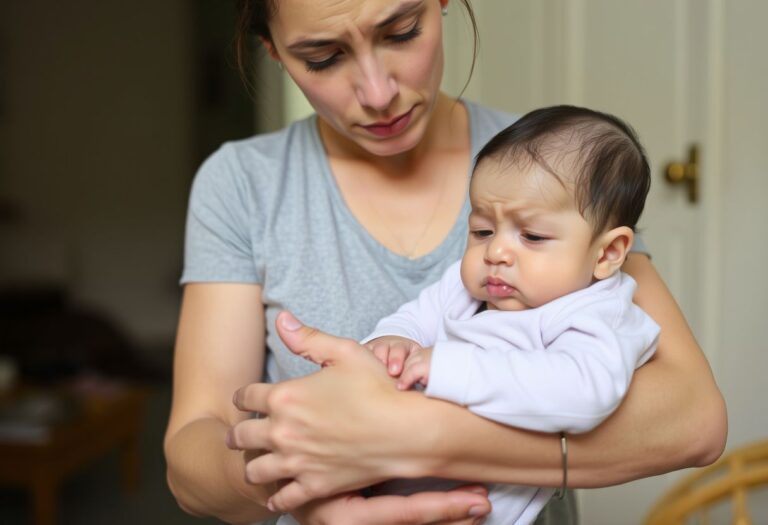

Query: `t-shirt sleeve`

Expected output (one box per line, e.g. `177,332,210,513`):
631,232,650,256
180,144,263,284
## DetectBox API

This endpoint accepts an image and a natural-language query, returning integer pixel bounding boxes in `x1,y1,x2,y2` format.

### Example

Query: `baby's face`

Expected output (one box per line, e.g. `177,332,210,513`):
461,159,602,311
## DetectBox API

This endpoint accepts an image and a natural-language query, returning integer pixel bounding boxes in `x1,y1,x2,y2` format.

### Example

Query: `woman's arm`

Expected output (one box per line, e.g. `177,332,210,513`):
567,253,727,484
165,284,493,524
235,253,727,510
164,282,277,523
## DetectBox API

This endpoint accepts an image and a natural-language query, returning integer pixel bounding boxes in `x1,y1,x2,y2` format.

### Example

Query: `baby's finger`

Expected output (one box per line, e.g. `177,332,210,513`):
387,343,410,376
370,343,390,368
397,361,421,391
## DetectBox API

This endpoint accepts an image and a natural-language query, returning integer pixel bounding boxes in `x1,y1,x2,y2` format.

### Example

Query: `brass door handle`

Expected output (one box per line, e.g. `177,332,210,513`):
665,145,699,203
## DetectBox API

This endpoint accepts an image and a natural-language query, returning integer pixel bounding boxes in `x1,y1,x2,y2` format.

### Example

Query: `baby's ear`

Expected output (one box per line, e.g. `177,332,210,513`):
593,226,634,280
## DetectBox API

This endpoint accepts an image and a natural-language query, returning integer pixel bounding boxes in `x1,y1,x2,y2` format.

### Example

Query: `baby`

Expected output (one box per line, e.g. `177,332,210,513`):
363,105,660,525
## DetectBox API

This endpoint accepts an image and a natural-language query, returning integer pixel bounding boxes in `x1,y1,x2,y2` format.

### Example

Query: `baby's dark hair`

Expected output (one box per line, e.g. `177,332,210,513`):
474,105,651,235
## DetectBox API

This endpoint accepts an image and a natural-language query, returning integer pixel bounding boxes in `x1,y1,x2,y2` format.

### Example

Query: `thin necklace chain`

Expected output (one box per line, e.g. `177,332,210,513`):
367,173,450,260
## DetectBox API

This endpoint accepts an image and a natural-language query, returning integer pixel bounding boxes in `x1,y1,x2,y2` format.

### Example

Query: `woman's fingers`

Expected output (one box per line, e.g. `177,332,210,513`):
352,490,490,525
233,382,273,412
267,480,314,512
226,417,270,451
276,310,374,367
288,487,491,524
244,451,293,485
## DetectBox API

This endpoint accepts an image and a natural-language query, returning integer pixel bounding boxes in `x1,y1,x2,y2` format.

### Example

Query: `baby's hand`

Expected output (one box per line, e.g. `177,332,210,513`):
365,336,421,377
397,346,433,391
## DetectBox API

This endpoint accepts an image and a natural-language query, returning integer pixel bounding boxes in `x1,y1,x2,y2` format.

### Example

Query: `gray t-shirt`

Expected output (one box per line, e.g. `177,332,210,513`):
182,100,518,382
181,100,646,524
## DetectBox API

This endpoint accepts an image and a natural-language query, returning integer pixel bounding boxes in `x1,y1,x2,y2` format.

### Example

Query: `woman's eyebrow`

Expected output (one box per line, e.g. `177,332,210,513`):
287,38,336,51
375,0,425,29
287,0,424,51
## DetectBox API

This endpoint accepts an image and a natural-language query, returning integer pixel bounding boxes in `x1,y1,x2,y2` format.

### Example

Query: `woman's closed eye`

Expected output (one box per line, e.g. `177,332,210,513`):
304,17,422,72
387,20,422,44
305,51,343,73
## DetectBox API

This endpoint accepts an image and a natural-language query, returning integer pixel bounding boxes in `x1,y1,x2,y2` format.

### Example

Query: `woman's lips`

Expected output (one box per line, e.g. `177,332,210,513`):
361,107,414,138
485,277,517,298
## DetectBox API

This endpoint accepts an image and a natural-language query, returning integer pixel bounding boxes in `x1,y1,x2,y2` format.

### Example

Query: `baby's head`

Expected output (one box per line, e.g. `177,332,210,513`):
461,105,651,311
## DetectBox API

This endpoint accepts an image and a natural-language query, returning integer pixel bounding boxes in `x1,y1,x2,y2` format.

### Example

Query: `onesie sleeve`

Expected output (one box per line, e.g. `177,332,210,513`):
362,261,466,347
425,278,659,433
181,144,264,284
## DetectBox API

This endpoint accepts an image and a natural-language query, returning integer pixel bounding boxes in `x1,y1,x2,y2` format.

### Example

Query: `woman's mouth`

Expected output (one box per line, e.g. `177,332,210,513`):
361,107,415,138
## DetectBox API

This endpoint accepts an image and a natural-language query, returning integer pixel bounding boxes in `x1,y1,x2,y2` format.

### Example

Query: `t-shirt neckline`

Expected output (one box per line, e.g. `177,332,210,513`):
308,100,480,270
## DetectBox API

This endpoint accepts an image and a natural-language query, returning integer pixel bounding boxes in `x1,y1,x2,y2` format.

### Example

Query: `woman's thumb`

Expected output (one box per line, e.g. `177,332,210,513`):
276,310,351,367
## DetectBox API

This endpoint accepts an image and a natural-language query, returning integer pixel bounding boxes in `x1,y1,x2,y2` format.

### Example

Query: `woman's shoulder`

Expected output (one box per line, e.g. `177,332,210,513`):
208,116,317,173
192,115,321,193
463,100,520,155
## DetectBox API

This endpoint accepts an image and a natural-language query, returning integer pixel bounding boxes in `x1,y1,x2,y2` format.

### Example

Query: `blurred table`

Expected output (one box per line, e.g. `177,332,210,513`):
0,383,148,525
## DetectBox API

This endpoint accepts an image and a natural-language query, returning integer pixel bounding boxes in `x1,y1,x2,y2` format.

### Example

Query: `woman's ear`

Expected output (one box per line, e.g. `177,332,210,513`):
259,37,281,63
593,226,634,280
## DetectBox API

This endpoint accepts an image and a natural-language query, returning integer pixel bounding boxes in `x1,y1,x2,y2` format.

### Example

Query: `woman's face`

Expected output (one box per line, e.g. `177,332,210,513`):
267,0,448,157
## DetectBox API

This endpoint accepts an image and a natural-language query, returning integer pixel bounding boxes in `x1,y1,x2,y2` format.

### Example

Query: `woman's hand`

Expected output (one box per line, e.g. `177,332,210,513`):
291,488,491,525
227,311,430,510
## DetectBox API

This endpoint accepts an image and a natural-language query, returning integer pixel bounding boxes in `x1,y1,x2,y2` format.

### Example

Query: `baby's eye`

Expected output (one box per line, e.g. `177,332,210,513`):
472,230,494,238
522,232,549,242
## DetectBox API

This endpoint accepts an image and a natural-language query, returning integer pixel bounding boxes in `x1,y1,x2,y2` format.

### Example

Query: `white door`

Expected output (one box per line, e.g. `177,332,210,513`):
443,0,768,522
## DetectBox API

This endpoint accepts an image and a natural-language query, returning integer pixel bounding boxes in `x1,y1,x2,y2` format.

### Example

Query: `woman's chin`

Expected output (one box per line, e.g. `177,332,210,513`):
357,124,427,158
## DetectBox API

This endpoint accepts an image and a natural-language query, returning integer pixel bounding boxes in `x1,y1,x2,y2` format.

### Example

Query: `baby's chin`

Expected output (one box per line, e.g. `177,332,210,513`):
484,298,533,312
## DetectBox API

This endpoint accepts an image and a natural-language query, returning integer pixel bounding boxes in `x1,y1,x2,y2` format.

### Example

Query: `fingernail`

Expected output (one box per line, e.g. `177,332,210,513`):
281,311,302,331
389,364,398,373
266,498,276,512
225,430,234,449
466,486,487,495
468,506,488,517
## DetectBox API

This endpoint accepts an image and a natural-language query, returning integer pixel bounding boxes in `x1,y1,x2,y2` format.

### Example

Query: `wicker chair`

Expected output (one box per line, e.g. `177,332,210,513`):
645,439,768,525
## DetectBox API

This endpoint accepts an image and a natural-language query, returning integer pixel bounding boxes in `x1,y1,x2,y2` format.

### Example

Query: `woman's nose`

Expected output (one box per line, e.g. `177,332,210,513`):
354,54,398,111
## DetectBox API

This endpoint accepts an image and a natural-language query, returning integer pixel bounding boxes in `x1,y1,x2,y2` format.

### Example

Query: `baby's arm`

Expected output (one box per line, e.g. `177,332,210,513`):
426,276,659,433
362,261,470,373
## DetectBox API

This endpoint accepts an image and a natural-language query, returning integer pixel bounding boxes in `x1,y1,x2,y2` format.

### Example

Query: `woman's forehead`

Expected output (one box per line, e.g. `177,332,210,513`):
273,0,425,39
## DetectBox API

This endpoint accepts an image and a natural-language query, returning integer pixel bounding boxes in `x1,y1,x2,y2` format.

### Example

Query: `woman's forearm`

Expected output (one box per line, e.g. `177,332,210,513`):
165,416,277,523
166,283,277,522
409,254,727,487
408,349,725,488
241,295,726,510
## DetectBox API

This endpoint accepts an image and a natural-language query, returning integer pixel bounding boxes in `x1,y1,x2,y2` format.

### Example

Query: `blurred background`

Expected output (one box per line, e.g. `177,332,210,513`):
0,0,766,524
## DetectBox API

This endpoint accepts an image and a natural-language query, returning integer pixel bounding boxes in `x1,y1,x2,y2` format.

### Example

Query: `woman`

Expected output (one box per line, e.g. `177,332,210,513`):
164,1,727,524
